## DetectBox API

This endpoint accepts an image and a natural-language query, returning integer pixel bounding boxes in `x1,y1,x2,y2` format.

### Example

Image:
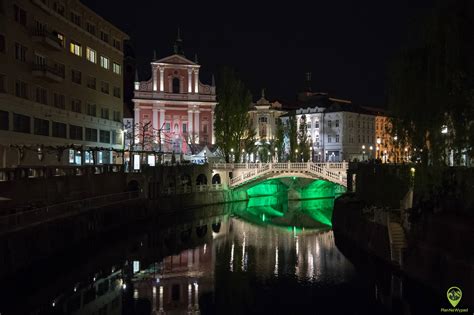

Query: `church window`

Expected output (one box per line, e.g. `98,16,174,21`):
172,77,180,93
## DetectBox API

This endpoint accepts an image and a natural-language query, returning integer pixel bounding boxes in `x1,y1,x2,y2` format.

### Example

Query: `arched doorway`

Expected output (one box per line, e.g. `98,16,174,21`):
211,174,221,184
196,174,207,185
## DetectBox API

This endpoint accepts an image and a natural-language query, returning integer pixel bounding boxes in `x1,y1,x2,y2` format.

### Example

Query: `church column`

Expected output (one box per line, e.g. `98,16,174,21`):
152,107,158,142
152,65,158,91
159,108,165,144
159,67,164,92
188,110,194,143
187,69,193,93
194,109,200,144
211,109,215,144
194,69,199,93
134,107,140,144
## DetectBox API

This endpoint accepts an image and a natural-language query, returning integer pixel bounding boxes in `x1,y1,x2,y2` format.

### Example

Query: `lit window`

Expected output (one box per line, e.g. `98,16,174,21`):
70,41,82,56
100,56,109,69
86,47,96,63
112,62,121,74
56,32,65,47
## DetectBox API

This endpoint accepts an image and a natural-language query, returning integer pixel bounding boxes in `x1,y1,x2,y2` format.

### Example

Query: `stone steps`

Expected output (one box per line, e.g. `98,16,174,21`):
388,221,407,266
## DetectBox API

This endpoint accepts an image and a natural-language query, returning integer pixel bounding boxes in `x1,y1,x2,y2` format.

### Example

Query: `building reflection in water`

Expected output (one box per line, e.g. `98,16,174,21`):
129,195,354,314
9,196,437,315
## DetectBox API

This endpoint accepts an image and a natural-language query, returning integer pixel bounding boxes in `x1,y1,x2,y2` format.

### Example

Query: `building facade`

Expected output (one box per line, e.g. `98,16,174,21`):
132,46,217,160
0,0,128,168
367,107,407,163
281,94,377,162
248,90,286,142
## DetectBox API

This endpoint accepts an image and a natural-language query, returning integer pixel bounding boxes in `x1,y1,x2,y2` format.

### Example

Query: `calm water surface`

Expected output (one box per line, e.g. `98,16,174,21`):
0,196,440,314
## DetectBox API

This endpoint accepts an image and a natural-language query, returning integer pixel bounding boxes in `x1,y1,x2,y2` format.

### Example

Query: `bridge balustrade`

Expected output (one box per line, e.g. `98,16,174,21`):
227,162,348,187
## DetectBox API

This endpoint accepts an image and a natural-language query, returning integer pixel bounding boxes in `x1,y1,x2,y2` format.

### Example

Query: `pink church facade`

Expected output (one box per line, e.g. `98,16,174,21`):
132,53,217,155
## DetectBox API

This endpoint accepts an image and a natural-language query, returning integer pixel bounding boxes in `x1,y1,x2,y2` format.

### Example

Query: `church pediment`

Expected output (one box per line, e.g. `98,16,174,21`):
154,54,198,66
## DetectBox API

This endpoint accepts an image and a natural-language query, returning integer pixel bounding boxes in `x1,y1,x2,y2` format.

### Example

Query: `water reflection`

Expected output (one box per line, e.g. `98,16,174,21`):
231,194,335,229
0,197,440,315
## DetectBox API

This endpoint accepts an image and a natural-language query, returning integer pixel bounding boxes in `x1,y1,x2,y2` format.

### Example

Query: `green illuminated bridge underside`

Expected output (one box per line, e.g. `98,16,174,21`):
230,177,346,230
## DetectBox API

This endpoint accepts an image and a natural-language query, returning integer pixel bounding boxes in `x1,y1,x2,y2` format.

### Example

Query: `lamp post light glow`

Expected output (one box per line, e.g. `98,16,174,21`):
376,138,381,145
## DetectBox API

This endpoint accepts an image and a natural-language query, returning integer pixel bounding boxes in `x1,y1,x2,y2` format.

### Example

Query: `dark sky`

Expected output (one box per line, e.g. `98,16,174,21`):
82,0,435,107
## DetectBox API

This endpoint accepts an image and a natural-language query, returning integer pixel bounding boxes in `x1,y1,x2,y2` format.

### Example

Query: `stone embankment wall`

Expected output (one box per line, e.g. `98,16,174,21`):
332,194,391,262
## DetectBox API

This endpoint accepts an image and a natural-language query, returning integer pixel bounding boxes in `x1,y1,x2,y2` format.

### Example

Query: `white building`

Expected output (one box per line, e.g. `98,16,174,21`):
281,94,377,162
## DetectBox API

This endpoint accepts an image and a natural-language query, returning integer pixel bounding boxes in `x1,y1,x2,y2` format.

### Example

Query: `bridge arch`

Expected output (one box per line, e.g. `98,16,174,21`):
180,174,192,187
212,222,221,233
196,173,207,185
211,174,221,184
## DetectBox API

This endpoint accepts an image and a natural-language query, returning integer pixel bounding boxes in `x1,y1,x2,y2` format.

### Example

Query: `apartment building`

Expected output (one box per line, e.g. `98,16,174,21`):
0,0,129,167
281,93,377,162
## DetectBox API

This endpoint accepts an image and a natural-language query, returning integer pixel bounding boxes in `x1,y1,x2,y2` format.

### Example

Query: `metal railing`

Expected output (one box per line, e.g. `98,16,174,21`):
0,164,124,182
32,63,65,78
0,191,140,235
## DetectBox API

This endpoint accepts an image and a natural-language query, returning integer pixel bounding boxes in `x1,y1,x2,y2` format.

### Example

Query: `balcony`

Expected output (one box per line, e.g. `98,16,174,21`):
133,91,216,102
31,28,63,51
32,64,65,83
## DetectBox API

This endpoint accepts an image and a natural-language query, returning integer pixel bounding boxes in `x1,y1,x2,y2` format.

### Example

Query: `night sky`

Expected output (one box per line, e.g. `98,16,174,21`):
82,0,435,107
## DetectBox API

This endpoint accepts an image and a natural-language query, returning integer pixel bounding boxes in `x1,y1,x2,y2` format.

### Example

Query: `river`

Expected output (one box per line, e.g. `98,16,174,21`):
0,195,441,314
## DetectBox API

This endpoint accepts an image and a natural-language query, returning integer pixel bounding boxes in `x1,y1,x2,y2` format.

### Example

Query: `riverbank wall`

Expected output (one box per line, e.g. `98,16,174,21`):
334,163,474,307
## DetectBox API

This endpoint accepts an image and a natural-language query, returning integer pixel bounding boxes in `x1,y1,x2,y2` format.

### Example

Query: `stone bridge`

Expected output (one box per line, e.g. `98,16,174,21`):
211,162,348,188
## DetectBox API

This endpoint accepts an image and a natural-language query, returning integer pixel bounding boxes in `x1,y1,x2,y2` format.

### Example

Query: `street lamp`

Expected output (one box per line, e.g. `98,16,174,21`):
295,148,298,162
274,147,278,162
242,148,245,162
325,150,328,162
369,146,373,160
230,148,234,163
361,145,366,161
310,146,313,162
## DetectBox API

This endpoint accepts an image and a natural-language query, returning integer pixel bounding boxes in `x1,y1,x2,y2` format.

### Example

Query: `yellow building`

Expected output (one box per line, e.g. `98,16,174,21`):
0,0,128,167
374,114,408,163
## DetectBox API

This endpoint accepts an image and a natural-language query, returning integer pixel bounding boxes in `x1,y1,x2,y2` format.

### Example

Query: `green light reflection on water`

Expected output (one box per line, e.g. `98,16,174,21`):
231,177,345,230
